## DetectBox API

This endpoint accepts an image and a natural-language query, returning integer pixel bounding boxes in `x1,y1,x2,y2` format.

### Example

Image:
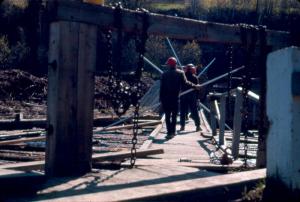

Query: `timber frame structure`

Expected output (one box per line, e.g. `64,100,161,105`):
45,0,291,177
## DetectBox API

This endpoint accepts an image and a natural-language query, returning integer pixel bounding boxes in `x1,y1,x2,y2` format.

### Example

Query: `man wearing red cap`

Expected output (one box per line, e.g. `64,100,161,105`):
180,64,201,132
160,57,201,139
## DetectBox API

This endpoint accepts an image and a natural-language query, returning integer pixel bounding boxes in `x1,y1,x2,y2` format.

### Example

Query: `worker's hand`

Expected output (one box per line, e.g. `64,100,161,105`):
195,84,201,90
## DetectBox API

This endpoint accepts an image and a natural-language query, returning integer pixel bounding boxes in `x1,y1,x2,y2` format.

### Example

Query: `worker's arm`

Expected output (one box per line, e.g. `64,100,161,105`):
180,71,200,90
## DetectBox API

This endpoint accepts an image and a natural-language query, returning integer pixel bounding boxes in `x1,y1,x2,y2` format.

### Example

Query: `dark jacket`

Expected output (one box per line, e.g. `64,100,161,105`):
181,72,199,100
160,68,197,107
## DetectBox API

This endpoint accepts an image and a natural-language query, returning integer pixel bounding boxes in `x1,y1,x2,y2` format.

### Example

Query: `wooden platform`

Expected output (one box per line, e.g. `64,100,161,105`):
3,117,265,201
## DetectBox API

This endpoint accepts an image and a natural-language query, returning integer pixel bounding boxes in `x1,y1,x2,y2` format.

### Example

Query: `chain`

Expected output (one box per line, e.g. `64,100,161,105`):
104,3,132,116
130,8,149,167
226,45,233,121
240,24,257,167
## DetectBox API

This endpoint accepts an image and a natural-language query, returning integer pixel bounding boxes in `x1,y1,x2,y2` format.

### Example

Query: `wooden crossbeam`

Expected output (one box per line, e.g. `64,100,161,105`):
51,1,290,47
0,148,164,171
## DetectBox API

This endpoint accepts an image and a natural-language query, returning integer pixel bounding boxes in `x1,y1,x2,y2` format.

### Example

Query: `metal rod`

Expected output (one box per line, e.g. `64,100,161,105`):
166,37,183,69
197,58,216,78
143,56,164,74
199,102,232,130
180,65,245,97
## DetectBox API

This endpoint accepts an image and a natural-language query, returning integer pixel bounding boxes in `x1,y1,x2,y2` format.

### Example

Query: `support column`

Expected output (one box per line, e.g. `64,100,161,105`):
46,21,97,176
208,95,217,137
266,47,300,199
219,95,226,145
232,89,243,159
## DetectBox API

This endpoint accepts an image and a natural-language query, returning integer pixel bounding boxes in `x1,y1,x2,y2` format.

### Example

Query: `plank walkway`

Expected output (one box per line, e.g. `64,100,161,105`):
3,116,265,201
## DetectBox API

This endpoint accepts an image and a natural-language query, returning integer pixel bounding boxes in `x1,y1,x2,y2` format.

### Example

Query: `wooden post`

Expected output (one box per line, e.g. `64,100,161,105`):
46,21,97,176
232,89,243,159
208,95,217,137
219,95,226,145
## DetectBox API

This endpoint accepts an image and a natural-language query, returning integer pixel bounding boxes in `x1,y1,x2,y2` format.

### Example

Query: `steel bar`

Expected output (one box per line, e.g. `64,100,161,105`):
197,58,216,77
180,65,245,97
143,56,164,74
166,37,183,69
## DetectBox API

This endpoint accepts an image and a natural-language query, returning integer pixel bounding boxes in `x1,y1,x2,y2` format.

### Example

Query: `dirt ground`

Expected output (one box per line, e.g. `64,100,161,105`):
0,69,154,119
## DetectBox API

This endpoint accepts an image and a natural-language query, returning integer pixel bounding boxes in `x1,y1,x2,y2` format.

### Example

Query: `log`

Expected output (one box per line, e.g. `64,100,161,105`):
52,1,290,48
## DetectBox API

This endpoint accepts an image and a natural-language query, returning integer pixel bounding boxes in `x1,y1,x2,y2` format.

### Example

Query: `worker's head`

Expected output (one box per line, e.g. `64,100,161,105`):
186,64,196,75
165,57,177,68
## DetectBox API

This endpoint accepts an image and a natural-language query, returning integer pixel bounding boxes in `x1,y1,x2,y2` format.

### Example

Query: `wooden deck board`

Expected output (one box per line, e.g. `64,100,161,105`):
5,115,263,201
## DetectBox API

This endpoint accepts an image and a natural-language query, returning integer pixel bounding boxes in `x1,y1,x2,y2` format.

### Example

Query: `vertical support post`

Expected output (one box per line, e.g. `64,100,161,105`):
266,47,300,200
46,21,97,177
208,95,217,137
219,95,226,145
232,89,243,159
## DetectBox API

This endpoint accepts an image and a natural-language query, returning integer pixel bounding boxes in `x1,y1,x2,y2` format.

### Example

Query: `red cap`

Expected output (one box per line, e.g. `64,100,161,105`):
186,64,196,75
165,57,177,68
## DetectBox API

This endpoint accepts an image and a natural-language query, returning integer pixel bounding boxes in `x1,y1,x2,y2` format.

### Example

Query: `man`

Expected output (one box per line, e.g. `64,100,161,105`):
160,57,201,139
180,64,201,132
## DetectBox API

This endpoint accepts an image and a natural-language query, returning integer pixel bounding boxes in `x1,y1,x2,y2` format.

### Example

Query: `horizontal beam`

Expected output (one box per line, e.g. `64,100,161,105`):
95,120,162,132
52,1,290,47
0,117,124,130
0,148,164,171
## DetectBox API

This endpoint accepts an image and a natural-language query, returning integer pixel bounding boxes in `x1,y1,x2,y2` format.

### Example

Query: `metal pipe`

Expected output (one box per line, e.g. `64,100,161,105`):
199,102,232,130
143,56,164,74
166,37,183,69
197,58,216,78
180,65,245,97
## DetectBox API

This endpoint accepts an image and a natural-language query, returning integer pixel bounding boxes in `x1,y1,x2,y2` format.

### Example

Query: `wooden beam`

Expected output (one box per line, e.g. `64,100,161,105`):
52,1,290,47
92,148,164,162
232,90,243,159
0,137,45,146
140,115,165,150
0,119,46,130
46,21,97,177
209,98,217,137
219,96,226,145
95,120,162,132
0,117,125,130
0,148,164,171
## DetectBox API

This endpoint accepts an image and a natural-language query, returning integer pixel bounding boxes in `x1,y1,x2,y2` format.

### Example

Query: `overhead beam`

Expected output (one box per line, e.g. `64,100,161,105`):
51,1,290,47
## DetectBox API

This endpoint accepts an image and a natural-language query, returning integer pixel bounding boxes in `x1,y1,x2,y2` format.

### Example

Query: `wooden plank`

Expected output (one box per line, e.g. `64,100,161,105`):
226,137,258,144
209,99,217,136
232,90,243,159
96,120,162,132
0,117,125,130
92,148,164,162
0,119,46,130
0,148,164,171
0,136,45,146
52,1,290,47
0,131,43,140
140,115,165,150
219,95,226,145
